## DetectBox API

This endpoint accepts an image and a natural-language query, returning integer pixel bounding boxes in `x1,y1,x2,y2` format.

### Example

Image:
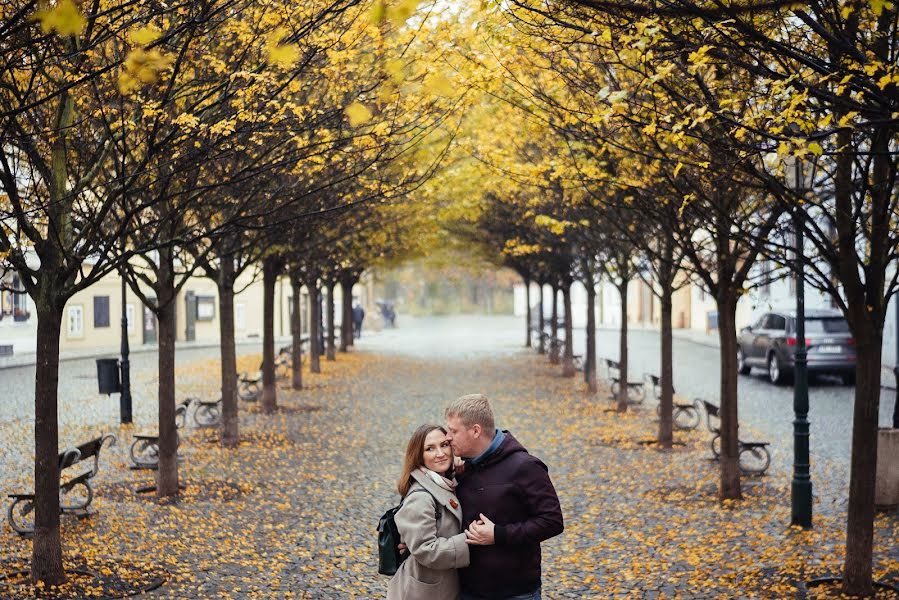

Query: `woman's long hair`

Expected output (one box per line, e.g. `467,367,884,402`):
397,424,451,497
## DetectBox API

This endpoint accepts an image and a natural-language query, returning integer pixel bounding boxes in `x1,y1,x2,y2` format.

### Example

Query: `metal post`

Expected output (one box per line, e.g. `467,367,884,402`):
791,203,812,528
893,297,899,428
119,272,132,424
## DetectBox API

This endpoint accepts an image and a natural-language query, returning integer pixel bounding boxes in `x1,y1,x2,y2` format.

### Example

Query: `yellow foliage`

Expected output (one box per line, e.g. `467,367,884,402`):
32,0,85,36
118,48,173,94
345,101,373,126
128,26,161,47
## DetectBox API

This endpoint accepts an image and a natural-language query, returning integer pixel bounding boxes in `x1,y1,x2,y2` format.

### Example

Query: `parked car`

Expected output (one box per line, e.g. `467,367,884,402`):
736,308,856,385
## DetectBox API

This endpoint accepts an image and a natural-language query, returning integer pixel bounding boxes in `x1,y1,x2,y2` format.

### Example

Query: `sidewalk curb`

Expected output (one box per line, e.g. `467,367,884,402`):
0,337,292,371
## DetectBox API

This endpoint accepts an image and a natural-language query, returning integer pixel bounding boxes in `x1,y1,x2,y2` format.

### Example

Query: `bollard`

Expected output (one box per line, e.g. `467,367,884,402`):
893,366,899,429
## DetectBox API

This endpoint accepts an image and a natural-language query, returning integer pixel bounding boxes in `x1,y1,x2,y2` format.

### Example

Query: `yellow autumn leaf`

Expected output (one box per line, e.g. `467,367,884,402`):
870,0,894,16
129,25,161,46
386,58,405,82
32,0,85,36
838,111,858,128
425,73,454,97
345,102,372,126
808,142,823,156
387,0,419,27
369,0,386,24
268,43,300,68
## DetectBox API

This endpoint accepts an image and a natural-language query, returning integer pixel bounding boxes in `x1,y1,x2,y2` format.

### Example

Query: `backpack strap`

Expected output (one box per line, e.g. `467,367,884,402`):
403,488,441,523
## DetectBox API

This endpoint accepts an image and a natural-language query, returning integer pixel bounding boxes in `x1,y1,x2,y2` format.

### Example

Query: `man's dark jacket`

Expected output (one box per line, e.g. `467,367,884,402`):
456,431,563,599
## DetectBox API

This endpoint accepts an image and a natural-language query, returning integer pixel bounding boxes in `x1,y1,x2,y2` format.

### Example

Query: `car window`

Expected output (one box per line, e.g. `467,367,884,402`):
768,315,787,330
754,314,770,329
805,317,850,334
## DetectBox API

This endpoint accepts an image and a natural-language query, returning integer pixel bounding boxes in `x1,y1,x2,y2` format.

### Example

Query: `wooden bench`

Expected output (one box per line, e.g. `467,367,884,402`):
259,345,294,381
700,399,771,475
644,373,700,430
189,395,221,427
238,371,262,401
603,358,645,403
7,434,117,535
129,400,190,469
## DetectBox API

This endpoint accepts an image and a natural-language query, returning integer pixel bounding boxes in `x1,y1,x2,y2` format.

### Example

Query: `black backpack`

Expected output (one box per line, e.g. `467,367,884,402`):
377,488,441,576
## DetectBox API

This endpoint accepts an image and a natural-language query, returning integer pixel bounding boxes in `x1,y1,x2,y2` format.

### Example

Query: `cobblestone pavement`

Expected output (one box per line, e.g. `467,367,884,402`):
0,315,897,599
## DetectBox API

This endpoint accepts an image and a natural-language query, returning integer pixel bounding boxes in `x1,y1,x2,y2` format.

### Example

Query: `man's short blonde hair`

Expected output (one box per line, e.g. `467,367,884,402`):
445,393,495,432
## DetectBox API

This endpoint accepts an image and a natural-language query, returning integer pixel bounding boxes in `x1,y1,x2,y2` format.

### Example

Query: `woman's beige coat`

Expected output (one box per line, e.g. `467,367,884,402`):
387,470,470,600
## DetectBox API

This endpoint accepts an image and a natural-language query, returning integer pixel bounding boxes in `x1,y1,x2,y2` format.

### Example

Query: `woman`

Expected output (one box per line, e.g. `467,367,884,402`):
387,424,469,600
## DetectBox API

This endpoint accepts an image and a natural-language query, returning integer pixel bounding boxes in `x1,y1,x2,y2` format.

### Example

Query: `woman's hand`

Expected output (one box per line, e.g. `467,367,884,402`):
464,513,495,546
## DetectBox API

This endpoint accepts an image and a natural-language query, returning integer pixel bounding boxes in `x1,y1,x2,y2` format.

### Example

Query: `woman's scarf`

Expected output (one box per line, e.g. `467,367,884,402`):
418,466,457,492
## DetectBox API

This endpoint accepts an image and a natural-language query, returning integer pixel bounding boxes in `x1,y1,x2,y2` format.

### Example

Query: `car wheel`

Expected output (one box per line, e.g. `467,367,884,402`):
767,353,786,385
842,371,856,386
737,347,751,375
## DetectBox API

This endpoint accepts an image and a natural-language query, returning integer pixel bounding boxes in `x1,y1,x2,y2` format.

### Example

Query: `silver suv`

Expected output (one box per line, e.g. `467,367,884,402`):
736,309,856,385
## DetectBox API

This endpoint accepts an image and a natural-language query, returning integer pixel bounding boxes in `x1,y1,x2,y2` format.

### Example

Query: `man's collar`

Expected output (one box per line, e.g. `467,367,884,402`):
467,429,504,466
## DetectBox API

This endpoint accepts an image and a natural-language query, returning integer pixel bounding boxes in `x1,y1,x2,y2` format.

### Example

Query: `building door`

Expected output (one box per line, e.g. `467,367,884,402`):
143,300,157,344
185,291,197,342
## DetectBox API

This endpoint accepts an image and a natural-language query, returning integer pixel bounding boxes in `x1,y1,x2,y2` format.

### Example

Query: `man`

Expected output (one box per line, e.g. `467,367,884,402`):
351,300,365,339
445,394,563,600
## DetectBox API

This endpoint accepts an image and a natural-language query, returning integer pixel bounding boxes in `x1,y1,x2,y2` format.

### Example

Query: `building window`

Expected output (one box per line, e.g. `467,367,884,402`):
67,305,84,338
196,295,216,321
126,304,135,333
93,296,110,328
235,303,246,330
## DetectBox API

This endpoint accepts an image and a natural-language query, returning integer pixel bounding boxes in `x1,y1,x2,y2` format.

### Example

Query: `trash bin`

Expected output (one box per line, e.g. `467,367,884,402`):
96,358,121,395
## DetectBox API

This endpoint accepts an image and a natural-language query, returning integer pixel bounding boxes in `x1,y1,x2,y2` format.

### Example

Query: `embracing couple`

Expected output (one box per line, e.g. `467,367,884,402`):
387,394,564,600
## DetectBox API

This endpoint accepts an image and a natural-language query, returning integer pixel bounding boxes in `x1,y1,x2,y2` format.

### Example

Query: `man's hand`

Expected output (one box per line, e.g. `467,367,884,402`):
464,513,496,546
397,543,408,555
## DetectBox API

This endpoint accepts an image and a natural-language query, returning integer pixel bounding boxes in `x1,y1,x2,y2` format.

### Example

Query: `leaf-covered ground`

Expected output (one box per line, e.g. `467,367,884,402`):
1,342,898,598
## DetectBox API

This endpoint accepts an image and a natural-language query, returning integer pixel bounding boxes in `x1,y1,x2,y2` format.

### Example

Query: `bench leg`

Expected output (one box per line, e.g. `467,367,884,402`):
7,497,35,535
710,434,721,460
673,406,700,430
739,445,771,475
130,439,160,467
60,480,93,511
193,403,221,427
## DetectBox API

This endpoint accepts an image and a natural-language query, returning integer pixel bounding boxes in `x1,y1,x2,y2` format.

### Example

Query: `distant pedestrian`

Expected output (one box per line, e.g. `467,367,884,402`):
352,301,365,339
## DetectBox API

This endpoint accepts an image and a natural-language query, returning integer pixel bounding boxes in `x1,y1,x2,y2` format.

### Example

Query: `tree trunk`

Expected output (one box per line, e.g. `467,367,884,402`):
217,254,239,448
562,283,575,377
291,274,303,390
309,281,321,374
326,280,336,361
32,79,75,587
156,251,179,498
617,281,629,413
524,276,532,348
585,268,597,393
843,329,883,595
340,278,352,352
31,299,65,585
550,286,560,365
537,282,546,355
260,256,278,413
658,281,674,449
716,293,742,500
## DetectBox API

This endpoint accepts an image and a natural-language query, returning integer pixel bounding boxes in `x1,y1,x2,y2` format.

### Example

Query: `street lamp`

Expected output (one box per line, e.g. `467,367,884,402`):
119,269,132,424
783,151,818,528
